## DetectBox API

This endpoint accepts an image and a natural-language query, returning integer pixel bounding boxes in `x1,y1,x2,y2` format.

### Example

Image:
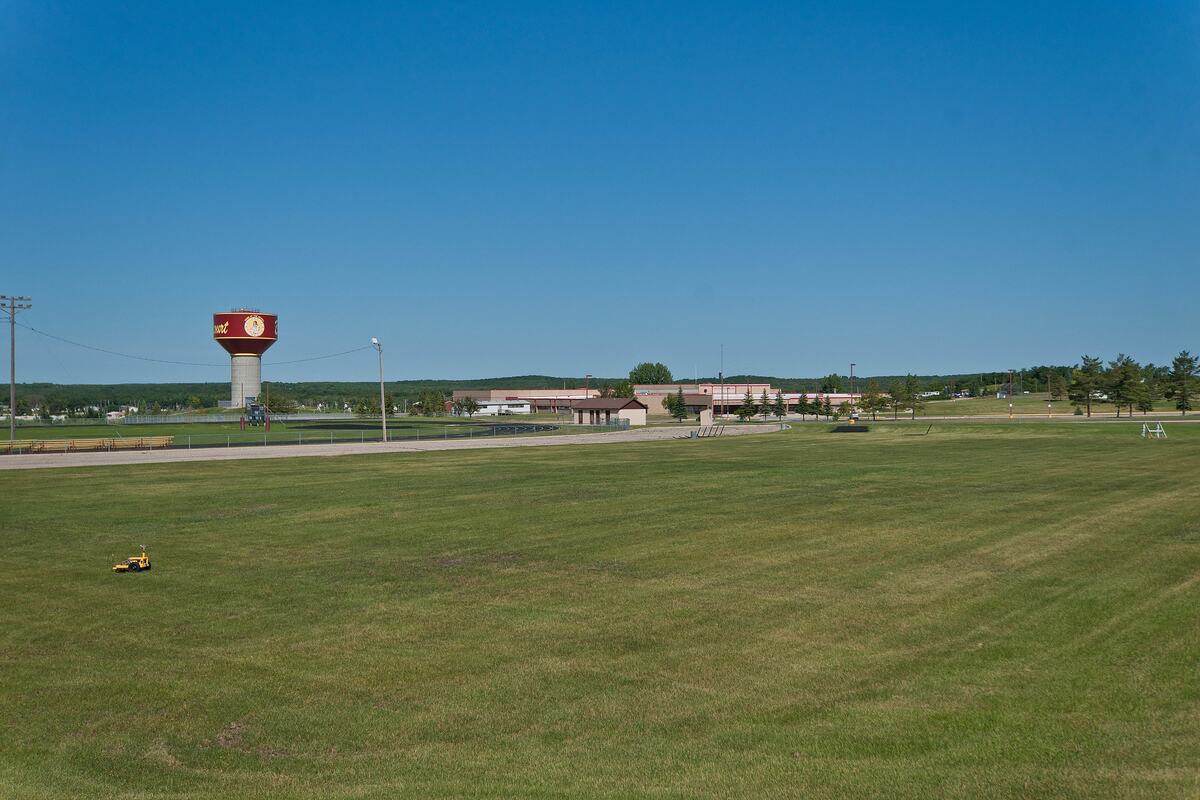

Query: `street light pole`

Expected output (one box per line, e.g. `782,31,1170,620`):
720,343,725,418
2,295,33,443
371,337,387,443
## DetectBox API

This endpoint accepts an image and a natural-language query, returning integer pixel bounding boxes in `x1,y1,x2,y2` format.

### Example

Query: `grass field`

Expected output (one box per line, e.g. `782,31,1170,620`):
920,393,1181,417
2,422,1198,798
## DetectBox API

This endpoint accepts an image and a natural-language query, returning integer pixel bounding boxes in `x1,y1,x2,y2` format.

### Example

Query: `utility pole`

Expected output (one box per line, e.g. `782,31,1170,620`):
371,338,387,442
1008,369,1014,419
850,362,856,402
2,295,32,442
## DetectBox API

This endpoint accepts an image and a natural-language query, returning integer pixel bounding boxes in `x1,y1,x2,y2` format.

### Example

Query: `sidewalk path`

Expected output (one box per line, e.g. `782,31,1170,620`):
0,424,784,471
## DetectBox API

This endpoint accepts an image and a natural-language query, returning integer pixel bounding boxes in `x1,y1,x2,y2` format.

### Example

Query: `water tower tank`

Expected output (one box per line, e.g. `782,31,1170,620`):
212,310,278,407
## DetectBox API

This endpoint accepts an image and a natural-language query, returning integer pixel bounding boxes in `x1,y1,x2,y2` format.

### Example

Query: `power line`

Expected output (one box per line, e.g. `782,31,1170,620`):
17,321,225,366
15,320,373,369
267,345,373,365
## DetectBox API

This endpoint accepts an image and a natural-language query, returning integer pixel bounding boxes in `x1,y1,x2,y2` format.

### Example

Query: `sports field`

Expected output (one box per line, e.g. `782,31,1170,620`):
2,422,1197,798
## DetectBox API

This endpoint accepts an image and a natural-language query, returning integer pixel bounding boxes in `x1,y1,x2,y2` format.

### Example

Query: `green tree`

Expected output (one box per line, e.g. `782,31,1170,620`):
1048,371,1068,400
1068,355,1105,417
759,390,772,420
797,392,811,421
1105,355,1141,418
1165,351,1199,415
268,390,299,414
461,396,480,417
668,387,688,422
821,396,833,419
413,390,445,417
859,379,884,421
887,381,905,419
611,380,634,398
737,390,757,421
629,362,673,385
1138,363,1163,414
772,391,786,420
819,374,843,393
903,374,924,420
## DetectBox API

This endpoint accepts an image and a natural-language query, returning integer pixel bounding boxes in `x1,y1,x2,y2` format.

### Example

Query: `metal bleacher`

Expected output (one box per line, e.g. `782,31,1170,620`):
676,425,727,440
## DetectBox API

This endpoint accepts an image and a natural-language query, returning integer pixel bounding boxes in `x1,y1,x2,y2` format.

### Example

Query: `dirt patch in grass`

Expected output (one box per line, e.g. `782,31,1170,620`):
215,720,246,749
144,738,182,768
206,720,289,760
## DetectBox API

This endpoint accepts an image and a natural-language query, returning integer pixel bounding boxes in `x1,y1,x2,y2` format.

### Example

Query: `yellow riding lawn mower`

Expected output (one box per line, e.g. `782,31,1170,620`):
112,545,151,573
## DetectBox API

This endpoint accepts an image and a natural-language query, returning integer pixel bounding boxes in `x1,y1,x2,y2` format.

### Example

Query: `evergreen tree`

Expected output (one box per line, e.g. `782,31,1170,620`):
1068,355,1105,417
1165,351,1199,415
1047,371,1068,400
821,396,833,419
670,387,688,422
737,390,757,421
1138,363,1162,414
759,390,772,420
1106,355,1140,418
796,392,810,421
772,391,786,420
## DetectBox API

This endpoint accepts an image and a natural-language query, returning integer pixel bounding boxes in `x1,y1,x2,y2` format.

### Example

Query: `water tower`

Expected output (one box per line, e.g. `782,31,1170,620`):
212,309,278,407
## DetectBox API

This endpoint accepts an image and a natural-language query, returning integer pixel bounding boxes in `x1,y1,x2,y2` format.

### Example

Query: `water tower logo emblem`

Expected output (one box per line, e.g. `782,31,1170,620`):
243,315,266,337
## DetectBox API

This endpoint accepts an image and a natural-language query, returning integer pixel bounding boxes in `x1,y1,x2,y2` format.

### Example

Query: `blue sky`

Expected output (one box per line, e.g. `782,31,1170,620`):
2,1,1198,383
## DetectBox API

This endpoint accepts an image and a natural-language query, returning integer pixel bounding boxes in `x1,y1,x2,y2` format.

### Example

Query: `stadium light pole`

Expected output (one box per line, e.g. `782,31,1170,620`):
3,295,32,442
371,337,387,443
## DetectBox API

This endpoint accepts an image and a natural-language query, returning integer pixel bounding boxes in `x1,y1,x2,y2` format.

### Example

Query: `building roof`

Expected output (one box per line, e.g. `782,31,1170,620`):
573,397,649,411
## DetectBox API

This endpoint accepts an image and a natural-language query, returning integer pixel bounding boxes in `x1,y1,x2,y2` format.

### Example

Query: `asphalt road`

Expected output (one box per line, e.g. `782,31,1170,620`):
0,423,784,471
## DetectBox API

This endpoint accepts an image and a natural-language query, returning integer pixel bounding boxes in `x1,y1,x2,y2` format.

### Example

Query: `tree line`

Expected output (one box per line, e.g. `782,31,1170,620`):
8,353,1198,419
1063,351,1197,417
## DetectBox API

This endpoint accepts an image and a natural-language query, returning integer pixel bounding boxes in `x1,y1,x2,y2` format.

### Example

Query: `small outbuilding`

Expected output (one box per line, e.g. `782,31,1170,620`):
572,397,649,427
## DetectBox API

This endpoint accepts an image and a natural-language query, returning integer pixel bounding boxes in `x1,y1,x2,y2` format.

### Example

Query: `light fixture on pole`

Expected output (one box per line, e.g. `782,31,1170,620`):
371,337,387,443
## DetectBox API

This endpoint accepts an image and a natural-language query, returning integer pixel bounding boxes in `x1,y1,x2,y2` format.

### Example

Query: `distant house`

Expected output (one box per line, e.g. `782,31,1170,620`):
572,397,649,426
